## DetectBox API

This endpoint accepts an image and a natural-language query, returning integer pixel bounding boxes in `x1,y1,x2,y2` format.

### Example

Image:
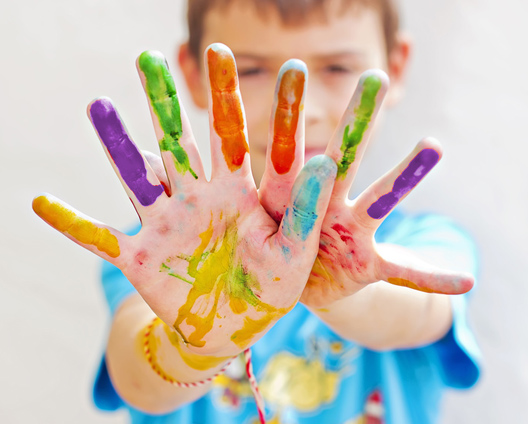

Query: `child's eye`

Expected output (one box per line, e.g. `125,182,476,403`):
324,64,354,74
238,67,267,78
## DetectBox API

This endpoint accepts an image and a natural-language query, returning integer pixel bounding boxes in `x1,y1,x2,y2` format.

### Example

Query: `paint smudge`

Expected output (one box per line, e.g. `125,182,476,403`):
168,215,283,349
163,324,231,371
207,46,249,172
282,174,321,242
271,68,305,174
33,196,120,257
89,98,164,206
337,75,382,179
138,52,198,179
367,149,440,219
387,277,435,293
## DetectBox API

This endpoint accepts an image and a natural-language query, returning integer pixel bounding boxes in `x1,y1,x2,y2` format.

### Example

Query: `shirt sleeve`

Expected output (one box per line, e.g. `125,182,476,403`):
377,211,481,389
93,224,141,411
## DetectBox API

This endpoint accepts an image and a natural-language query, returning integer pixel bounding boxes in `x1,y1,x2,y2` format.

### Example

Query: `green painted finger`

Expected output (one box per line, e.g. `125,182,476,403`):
138,51,198,179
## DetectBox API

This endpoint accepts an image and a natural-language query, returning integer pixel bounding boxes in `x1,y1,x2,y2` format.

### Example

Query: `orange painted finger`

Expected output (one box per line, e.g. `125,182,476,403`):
325,69,389,200
32,193,127,265
260,60,307,223
205,43,252,180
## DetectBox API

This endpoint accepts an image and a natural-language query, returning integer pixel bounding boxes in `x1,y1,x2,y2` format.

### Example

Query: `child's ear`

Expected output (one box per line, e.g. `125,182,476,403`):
178,42,208,110
385,32,412,107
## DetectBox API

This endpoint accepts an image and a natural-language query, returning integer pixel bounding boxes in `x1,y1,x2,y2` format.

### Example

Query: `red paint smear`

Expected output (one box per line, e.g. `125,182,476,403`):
331,223,355,244
208,49,249,172
271,69,305,174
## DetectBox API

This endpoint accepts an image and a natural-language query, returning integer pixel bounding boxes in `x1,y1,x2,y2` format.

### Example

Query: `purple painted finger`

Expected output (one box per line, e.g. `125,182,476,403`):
89,98,164,207
367,149,440,219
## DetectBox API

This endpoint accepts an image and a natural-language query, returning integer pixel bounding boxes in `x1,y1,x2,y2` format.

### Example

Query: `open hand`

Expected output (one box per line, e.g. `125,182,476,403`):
259,70,474,308
33,44,336,355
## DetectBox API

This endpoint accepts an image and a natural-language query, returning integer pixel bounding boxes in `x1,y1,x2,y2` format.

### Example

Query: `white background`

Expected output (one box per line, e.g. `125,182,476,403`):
1,0,527,422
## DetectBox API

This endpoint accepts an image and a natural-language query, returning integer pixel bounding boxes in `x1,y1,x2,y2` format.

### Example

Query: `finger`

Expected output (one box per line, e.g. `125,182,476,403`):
354,138,442,230
259,59,307,223
32,193,127,266
143,150,170,195
277,155,337,256
376,245,475,294
325,69,389,200
87,97,166,216
205,43,252,180
137,51,205,186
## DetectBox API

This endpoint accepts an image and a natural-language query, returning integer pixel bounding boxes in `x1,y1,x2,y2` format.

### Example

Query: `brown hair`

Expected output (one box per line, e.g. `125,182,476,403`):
187,0,400,60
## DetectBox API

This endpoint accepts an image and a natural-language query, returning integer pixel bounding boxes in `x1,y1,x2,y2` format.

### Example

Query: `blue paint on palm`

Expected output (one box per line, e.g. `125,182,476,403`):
292,175,321,241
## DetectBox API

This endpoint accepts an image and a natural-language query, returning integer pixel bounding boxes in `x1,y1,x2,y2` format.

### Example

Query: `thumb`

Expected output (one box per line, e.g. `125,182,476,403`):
277,155,337,251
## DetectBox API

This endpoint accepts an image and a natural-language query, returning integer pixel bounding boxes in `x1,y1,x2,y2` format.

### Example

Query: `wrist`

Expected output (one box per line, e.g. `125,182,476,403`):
143,317,235,385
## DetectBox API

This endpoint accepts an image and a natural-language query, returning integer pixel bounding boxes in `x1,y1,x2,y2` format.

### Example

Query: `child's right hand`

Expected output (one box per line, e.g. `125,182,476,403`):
32,45,336,358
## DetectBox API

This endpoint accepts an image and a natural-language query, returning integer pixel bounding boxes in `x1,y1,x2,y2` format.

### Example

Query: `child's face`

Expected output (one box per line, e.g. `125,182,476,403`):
181,1,404,185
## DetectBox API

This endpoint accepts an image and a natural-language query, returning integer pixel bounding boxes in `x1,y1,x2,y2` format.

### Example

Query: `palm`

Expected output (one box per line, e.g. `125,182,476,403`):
260,70,474,309
33,46,336,357
121,182,312,355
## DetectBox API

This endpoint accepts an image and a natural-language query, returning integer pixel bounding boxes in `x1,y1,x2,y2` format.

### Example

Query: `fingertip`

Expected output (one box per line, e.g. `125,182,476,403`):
87,96,114,122
358,69,390,96
206,42,233,57
418,137,443,161
459,272,475,294
32,193,50,216
303,154,338,181
278,59,308,79
137,50,166,71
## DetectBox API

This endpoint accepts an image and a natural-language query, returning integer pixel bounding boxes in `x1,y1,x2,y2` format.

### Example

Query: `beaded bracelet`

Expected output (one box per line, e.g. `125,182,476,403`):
143,317,266,423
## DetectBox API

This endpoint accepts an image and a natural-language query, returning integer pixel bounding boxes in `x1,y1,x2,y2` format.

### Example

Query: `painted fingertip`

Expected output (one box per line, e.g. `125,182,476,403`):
303,154,338,180
137,51,177,98
87,96,113,120
32,194,121,258
88,97,165,206
278,59,308,80
418,137,443,160
206,43,238,92
271,60,307,175
358,69,390,94
206,43,249,172
206,42,233,56
336,71,387,180
367,148,440,220
138,51,197,179
138,50,166,70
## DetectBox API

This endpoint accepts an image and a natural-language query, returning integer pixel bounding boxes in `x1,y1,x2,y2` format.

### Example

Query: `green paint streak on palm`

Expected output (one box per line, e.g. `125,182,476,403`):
337,75,382,179
138,51,198,179
169,217,269,348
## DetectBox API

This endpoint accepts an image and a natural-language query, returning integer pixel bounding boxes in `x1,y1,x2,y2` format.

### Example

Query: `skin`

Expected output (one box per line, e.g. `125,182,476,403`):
178,0,473,350
34,0,475,415
34,46,336,413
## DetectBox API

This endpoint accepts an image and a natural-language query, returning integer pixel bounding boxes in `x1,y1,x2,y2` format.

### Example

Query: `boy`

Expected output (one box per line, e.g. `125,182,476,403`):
34,0,480,423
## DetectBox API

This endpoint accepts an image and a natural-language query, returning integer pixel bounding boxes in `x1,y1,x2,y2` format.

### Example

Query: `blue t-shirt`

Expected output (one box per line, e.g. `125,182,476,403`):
93,210,480,424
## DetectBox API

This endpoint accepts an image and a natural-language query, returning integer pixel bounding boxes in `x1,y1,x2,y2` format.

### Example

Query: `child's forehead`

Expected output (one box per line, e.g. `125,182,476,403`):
201,3,385,63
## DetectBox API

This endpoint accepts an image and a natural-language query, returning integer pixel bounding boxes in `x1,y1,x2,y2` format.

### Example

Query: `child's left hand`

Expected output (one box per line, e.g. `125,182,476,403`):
260,69,474,308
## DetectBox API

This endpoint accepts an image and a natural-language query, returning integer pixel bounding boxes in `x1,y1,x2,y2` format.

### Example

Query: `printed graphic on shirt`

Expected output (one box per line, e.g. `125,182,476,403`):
213,355,253,410
344,390,384,424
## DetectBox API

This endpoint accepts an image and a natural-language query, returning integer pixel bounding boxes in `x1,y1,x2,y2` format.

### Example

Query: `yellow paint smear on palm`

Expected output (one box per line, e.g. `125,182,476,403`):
172,216,290,349
163,325,231,371
32,196,120,258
